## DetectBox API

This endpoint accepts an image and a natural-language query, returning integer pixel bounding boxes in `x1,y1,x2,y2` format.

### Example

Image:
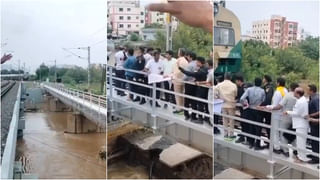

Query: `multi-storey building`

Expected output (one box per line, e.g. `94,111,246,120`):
107,0,146,36
252,15,298,48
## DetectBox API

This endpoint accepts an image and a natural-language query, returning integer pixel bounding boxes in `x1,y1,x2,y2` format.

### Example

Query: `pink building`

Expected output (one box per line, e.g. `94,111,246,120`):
252,15,298,48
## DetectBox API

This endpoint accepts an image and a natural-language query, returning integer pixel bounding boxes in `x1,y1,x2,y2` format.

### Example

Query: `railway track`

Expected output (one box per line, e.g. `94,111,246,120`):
1,81,16,98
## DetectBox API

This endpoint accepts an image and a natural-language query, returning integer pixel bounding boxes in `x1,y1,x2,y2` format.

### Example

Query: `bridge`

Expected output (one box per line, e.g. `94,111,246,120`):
214,107,319,179
43,83,107,132
106,65,213,154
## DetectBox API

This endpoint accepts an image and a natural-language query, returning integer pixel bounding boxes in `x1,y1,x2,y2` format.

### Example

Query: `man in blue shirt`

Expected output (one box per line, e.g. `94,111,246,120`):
123,48,136,100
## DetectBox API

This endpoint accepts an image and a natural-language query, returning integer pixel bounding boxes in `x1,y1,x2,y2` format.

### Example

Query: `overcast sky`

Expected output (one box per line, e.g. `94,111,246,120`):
227,0,319,36
1,0,107,74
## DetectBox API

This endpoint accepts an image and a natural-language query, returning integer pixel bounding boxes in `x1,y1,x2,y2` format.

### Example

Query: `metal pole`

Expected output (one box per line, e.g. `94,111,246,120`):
268,115,276,179
88,46,91,91
151,83,157,130
166,14,172,51
54,59,57,83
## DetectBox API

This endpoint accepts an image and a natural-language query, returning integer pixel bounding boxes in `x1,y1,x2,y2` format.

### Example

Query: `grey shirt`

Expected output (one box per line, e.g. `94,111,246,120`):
240,86,265,108
183,60,197,81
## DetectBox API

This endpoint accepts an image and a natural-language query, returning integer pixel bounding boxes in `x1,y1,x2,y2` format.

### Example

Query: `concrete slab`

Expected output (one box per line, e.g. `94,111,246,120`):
214,168,254,179
160,143,202,167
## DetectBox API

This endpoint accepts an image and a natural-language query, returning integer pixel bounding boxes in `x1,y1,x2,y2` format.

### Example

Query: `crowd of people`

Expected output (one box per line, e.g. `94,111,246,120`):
113,46,213,125
215,73,319,164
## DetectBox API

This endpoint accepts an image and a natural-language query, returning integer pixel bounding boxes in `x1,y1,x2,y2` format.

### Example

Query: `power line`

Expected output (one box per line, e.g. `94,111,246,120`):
90,39,106,47
62,48,86,59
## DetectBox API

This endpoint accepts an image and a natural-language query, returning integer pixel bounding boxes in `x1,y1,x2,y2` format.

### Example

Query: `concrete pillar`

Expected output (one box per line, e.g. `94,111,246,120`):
65,112,103,133
49,98,70,112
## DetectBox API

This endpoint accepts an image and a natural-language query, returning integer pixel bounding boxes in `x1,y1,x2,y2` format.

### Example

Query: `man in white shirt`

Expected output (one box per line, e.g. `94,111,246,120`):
266,83,299,157
143,48,154,64
284,87,310,162
162,50,177,108
267,78,288,153
114,46,127,96
144,50,164,107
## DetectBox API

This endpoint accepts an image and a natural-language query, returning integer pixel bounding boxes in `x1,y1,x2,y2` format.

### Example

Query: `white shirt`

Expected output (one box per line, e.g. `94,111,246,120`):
287,96,309,129
115,50,125,70
143,53,153,64
145,58,164,75
163,57,177,76
271,88,288,113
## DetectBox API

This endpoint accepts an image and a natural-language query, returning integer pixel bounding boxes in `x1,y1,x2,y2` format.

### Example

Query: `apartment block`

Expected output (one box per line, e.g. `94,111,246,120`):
252,15,298,48
107,0,146,36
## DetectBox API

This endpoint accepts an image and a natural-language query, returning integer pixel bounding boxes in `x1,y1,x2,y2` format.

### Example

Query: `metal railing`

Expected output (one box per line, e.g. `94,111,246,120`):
214,104,320,178
106,65,213,134
1,82,21,179
44,83,107,109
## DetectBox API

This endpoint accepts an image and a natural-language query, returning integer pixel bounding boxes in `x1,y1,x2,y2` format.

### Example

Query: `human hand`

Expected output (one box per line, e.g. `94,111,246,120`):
1,53,13,64
147,1,213,33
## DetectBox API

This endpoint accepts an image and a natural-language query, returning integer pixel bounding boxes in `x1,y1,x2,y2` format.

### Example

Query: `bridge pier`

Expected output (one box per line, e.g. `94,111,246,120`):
66,111,104,134
48,97,70,112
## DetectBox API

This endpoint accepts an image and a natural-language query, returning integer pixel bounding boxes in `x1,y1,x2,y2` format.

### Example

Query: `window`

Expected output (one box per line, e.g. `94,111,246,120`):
127,16,131,20
128,24,131,28
141,12,144,15
127,8,131,11
214,27,235,46
119,24,123,28
119,16,123,20
136,16,139,19
136,24,139,27
160,12,164,15
157,13,159,16
140,20,144,23
119,8,123,12
159,18,164,21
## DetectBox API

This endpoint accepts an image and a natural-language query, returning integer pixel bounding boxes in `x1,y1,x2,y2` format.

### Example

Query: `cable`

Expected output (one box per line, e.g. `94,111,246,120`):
62,48,86,59
90,39,106,47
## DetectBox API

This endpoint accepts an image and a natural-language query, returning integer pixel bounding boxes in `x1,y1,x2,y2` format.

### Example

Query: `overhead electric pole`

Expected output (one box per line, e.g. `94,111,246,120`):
166,13,173,51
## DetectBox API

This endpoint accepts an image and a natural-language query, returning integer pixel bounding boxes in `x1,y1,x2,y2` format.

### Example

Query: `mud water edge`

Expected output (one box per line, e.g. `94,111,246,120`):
15,84,106,178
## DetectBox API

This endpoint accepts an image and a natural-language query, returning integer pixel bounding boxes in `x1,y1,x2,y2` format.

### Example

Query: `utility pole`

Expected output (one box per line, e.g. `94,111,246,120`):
87,46,91,91
166,13,173,51
54,59,57,83
18,59,21,81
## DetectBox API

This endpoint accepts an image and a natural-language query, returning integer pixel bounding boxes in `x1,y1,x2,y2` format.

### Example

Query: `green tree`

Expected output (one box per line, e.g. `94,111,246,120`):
149,23,212,58
298,36,319,60
35,63,49,81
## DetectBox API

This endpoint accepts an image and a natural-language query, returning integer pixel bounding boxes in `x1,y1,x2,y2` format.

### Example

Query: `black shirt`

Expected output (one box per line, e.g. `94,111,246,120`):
309,93,319,118
133,55,145,79
261,83,274,106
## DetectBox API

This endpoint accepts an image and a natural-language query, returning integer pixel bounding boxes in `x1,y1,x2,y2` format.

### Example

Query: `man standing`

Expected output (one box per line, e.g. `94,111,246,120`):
260,75,274,146
234,74,247,144
144,51,164,107
114,46,127,96
183,51,198,120
172,48,188,114
133,47,146,104
306,84,319,164
240,78,265,149
162,50,177,108
123,48,136,101
216,73,237,140
269,77,288,153
285,87,309,163
179,56,208,124
266,83,299,157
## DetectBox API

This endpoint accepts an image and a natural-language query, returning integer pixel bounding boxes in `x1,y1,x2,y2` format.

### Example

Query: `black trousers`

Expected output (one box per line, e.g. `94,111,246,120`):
150,82,161,100
238,108,251,139
126,76,134,99
184,84,197,118
261,111,271,140
247,109,263,146
163,81,176,104
310,122,319,161
134,77,145,97
115,70,126,94
196,88,209,121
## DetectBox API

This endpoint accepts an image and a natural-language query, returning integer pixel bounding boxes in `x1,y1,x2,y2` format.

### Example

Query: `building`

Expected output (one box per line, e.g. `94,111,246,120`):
145,10,179,31
107,0,146,36
141,28,165,41
252,15,298,48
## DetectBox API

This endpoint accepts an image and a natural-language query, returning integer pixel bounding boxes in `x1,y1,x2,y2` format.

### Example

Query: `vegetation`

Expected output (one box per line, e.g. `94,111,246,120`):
34,64,106,95
241,36,319,88
149,23,213,59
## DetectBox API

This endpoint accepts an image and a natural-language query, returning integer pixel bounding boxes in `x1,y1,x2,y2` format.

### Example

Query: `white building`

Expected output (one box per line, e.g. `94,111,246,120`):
107,0,146,36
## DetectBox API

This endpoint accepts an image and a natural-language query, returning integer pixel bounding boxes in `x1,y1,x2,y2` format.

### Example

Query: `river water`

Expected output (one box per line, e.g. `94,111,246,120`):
15,85,106,178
